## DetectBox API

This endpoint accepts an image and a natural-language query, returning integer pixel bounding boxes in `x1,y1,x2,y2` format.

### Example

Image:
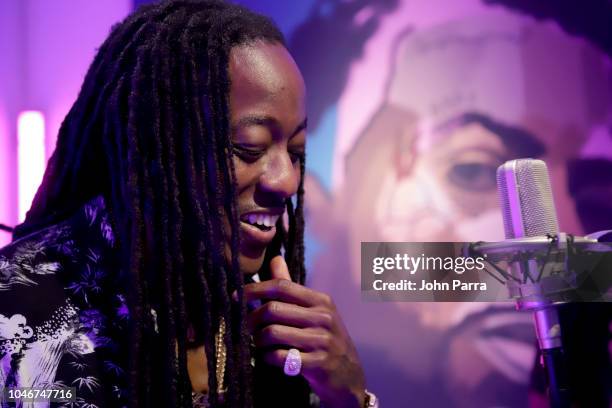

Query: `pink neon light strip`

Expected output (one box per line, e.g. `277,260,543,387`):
17,111,46,222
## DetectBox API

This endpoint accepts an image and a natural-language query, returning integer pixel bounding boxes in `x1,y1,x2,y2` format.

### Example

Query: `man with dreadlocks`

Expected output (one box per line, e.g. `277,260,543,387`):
0,1,375,407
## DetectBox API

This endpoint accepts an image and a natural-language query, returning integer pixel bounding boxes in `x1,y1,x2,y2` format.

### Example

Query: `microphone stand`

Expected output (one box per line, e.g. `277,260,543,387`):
533,307,570,408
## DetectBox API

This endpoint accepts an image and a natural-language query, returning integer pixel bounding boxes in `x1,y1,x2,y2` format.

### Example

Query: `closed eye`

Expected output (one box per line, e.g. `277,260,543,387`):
233,145,264,163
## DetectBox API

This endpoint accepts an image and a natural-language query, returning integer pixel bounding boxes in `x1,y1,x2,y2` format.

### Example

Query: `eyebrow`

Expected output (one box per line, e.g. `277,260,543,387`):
436,112,546,157
232,115,308,139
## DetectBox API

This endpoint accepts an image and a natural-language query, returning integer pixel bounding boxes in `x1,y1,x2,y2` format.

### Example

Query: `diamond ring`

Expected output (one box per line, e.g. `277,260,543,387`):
283,348,302,376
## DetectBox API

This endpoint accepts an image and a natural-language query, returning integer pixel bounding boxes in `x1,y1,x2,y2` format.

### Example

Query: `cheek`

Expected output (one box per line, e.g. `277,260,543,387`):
232,158,259,192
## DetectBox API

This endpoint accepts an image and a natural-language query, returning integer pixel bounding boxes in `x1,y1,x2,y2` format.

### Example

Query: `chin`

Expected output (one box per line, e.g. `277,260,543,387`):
238,252,266,275
223,238,268,276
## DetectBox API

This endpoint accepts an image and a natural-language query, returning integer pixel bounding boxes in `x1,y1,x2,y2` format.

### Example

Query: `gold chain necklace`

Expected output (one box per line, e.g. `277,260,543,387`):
215,318,227,397
192,318,226,407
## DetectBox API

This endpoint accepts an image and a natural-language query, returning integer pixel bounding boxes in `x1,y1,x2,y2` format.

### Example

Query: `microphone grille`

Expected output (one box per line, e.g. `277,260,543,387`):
496,159,559,239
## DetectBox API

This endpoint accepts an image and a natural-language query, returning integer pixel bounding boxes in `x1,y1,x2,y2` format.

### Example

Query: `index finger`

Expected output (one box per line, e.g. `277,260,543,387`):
270,256,291,281
243,279,333,309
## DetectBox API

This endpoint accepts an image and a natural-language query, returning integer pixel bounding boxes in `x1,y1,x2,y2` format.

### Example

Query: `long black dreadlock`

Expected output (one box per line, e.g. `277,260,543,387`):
13,1,308,406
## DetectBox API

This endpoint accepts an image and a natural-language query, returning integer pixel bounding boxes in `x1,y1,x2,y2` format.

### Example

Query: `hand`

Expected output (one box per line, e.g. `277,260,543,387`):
244,256,366,408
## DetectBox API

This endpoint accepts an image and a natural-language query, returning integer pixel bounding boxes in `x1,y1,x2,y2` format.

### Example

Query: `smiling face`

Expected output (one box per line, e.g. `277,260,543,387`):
227,41,307,275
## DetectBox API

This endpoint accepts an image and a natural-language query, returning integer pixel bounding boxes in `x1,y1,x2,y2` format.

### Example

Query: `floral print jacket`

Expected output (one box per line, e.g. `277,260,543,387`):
0,196,320,408
0,197,129,407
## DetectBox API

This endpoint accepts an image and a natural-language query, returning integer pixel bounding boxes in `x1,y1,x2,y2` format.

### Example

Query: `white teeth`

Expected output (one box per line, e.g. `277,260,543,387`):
243,213,281,228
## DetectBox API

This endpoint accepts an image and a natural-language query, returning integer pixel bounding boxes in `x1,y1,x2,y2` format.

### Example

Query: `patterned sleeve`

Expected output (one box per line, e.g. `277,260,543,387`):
0,197,128,408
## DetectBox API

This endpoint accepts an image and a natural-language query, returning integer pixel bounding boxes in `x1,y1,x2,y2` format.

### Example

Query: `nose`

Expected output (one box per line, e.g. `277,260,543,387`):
257,150,299,200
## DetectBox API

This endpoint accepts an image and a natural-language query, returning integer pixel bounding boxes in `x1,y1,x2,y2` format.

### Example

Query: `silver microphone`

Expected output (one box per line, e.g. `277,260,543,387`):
468,158,612,407
497,159,563,350
497,159,575,408
490,158,571,407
